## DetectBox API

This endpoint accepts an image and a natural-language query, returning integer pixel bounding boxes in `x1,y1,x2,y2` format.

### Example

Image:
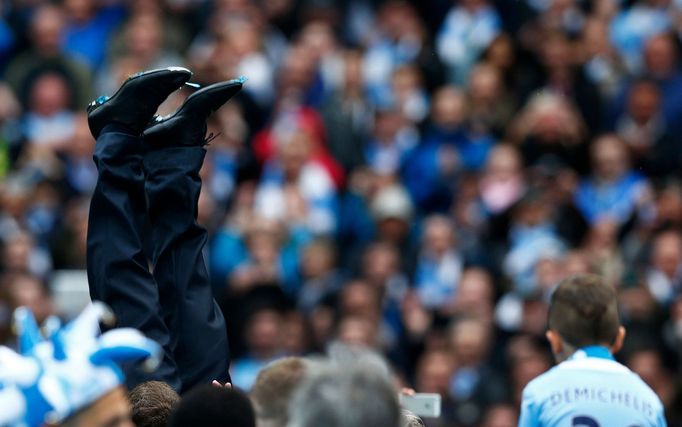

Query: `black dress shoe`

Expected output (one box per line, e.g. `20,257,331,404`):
142,77,245,147
87,67,193,138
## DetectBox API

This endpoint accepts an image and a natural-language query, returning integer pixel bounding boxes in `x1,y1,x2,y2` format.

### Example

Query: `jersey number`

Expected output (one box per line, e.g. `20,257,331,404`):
573,416,599,427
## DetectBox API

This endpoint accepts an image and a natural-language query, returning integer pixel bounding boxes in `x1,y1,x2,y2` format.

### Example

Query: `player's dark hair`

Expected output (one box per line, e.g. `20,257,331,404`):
548,274,620,348
168,385,255,427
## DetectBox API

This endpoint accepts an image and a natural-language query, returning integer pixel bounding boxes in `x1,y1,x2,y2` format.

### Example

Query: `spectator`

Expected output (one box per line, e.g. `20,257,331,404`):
129,381,180,427
5,4,93,108
168,385,256,427
574,134,653,227
250,357,308,427
287,363,400,427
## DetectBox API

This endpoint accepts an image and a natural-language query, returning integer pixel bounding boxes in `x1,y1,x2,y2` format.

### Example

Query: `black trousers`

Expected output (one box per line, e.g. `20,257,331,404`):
86,125,229,392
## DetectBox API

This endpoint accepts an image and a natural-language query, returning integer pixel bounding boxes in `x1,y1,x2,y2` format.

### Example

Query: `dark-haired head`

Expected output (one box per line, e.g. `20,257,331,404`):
168,385,255,427
546,274,625,362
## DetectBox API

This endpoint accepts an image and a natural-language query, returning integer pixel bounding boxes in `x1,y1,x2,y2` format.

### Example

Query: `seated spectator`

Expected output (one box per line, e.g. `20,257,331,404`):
364,104,418,178
414,215,463,310
255,127,338,236
436,0,501,84
614,79,682,176
231,306,287,391
22,71,76,152
404,86,494,212
287,362,400,427
574,134,653,227
645,230,682,306
5,4,93,108
508,91,588,173
447,317,508,426
297,238,343,313
250,357,309,427
467,62,515,138
168,385,256,427
479,144,526,215
129,381,180,427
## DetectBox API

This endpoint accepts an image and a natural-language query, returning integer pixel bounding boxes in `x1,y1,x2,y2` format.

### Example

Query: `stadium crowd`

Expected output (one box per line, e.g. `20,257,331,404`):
0,0,681,425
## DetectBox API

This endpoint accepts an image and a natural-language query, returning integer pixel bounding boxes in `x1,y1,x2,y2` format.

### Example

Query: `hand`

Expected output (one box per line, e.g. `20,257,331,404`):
212,380,232,388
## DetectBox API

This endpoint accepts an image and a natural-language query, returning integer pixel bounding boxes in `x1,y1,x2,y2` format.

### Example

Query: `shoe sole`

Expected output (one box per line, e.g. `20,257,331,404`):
143,77,245,142
88,67,193,138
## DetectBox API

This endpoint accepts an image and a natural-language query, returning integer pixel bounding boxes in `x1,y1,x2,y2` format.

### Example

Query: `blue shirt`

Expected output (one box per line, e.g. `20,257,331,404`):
519,347,667,427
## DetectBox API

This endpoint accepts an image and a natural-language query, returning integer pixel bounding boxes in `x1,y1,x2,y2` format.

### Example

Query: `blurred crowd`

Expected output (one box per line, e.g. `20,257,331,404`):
0,0,681,425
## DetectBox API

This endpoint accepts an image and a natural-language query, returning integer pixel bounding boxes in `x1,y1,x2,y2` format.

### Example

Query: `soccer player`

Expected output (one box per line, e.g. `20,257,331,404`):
519,274,667,426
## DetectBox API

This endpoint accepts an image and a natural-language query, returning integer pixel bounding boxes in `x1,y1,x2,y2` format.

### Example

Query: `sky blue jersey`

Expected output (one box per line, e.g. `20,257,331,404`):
519,346,667,427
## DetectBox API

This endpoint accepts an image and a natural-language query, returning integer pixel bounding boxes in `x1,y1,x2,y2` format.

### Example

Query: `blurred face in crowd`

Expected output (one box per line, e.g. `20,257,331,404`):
581,18,611,57
340,280,381,320
301,241,335,279
484,144,522,182
422,216,455,257
125,14,163,61
415,350,456,394
627,81,661,125
432,86,466,130
455,268,494,319
63,387,133,427
469,63,502,105
449,318,491,367
651,231,682,278
644,33,677,78
481,404,518,427
278,130,312,180
336,315,378,348
245,309,283,358
362,244,400,288
245,219,281,266
3,274,53,323
591,135,629,181
485,34,515,71
31,5,64,55
541,33,573,70
29,73,71,117
2,233,34,274
64,0,96,23
298,21,336,63
342,49,364,93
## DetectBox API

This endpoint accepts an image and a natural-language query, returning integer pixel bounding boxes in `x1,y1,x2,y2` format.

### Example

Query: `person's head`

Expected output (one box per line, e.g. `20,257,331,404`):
361,242,402,288
644,32,678,78
449,317,493,366
650,230,682,278
244,307,284,359
468,62,503,105
546,274,625,362
301,239,336,280
30,5,65,56
60,386,133,427
129,381,180,427
590,134,629,181
28,72,72,117
287,363,400,427
370,185,413,242
626,80,661,125
422,215,456,257
400,409,425,427
415,349,456,394
250,357,308,427
431,86,467,130
168,385,256,427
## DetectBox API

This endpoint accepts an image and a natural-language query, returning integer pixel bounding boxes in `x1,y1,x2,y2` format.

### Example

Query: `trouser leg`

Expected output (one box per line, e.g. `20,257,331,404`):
144,146,230,391
86,125,180,390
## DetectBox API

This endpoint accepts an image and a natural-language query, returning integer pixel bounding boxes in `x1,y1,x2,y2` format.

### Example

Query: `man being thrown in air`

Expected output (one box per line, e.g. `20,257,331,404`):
85,67,244,392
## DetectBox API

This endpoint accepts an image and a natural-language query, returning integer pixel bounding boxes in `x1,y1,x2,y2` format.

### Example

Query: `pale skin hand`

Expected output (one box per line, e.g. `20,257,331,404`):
212,380,232,388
